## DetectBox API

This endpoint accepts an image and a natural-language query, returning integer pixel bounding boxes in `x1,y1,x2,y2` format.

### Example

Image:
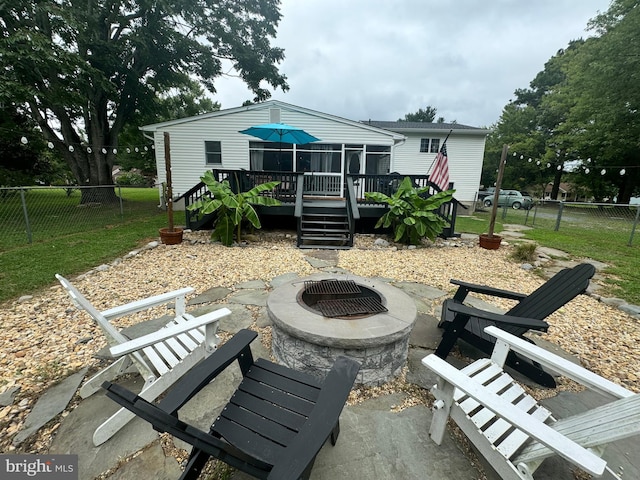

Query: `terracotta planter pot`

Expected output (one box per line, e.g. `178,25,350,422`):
479,233,502,250
159,227,184,245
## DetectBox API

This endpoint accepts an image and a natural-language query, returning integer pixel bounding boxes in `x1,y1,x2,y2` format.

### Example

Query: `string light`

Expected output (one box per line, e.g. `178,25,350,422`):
509,151,634,176
7,129,153,156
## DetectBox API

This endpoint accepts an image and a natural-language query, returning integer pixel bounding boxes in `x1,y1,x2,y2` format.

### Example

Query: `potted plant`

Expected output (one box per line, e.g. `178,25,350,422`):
159,133,184,245
365,176,455,245
187,171,281,246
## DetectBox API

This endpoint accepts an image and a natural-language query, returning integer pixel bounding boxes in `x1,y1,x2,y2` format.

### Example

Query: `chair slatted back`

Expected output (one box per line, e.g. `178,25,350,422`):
507,263,595,320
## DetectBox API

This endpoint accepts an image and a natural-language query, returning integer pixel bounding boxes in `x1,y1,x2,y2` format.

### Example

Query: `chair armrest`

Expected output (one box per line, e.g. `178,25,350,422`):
450,279,527,302
421,354,607,477
485,326,634,398
268,356,361,480
157,329,258,415
109,308,230,357
446,302,549,331
101,287,195,320
102,381,271,472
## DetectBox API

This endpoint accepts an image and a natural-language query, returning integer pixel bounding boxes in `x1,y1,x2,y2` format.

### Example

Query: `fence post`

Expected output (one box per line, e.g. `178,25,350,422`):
554,202,564,231
531,203,538,226
629,205,640,246
117,185,124,219
20,188,33,243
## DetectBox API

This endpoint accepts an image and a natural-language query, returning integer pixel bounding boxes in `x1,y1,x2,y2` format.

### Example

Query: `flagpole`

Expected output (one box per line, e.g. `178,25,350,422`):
427,129,453,174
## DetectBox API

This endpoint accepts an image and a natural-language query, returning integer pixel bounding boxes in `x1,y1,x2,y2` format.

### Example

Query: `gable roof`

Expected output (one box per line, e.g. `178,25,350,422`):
363,120,490,136
141,100,405,140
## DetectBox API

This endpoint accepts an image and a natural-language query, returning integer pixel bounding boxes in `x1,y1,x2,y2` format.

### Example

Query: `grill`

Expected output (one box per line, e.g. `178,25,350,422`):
316,297,388,318
303,279,361,295
302,279,387,318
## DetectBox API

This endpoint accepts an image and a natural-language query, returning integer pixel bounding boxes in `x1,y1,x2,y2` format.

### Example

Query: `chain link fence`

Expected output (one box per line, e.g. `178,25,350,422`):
0,186,161,250
474,200,640,246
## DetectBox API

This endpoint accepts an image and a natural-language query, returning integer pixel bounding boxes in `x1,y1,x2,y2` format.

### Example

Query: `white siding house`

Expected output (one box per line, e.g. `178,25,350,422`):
364,121,489,205
141,100,488,206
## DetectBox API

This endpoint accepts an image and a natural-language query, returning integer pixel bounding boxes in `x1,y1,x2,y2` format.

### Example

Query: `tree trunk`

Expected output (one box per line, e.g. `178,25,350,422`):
550,165,563,200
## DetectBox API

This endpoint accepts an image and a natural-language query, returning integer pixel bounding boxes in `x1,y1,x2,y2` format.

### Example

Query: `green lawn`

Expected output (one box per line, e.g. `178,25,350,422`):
1,191,638,306
0,188,185,303
457,212,640,305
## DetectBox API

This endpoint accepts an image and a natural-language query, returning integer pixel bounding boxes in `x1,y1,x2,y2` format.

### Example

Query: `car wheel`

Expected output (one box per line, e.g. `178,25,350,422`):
512,202,521,210
484,199,492,207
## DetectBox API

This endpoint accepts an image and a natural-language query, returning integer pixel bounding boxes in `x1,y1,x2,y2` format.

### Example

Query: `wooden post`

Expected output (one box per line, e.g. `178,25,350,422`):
164,132,174,232
487,144,509,238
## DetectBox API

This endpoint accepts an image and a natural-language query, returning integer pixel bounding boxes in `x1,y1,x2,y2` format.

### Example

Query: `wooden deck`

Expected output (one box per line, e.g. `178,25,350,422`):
181,170,460,242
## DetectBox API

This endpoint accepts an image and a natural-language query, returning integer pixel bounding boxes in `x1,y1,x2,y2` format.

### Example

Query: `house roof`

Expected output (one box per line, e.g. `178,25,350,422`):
362,120,490,135
140,100,405,140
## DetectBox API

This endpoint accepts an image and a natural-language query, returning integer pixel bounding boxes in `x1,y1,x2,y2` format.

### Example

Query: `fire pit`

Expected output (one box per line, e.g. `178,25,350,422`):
267,273,417,385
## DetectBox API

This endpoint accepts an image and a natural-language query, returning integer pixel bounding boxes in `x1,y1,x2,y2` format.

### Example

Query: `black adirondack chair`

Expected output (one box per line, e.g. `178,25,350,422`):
435,263,596,387
102,329,360,480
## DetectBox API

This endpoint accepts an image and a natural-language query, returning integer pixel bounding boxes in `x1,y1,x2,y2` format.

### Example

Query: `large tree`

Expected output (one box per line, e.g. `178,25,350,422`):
557,0,640,203
0,0,288,202
399,106,438,123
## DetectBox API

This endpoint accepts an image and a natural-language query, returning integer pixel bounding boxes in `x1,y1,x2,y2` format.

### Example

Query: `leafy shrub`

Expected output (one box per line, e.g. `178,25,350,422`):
511,242,538,262
365,176,454,245
116,171,152,187
187,171,281,246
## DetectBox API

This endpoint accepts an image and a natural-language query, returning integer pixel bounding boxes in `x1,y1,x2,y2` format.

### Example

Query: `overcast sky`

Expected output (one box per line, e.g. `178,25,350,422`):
212,0,612,128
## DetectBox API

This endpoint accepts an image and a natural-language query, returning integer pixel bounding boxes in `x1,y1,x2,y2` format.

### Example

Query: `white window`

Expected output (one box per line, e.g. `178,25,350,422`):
205,141,222,165
419,138,429,153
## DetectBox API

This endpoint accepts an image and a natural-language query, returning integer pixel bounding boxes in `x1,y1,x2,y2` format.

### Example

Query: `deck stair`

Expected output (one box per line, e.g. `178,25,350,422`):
297,201,353,249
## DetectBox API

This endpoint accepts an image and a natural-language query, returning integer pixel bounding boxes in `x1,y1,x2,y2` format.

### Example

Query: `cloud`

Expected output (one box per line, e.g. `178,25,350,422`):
212,0,610,128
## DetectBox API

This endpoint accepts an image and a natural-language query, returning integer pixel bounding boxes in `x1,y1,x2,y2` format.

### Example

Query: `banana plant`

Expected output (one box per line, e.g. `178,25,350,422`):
365,176,455,245
188,171,281,246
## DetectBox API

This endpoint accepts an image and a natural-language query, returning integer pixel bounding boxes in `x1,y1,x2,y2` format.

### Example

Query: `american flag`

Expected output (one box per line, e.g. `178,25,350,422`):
430,141,449,191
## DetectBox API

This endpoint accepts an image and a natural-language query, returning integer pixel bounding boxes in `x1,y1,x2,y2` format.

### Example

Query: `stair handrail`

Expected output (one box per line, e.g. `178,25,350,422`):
345,177,360,246
294,173,305,218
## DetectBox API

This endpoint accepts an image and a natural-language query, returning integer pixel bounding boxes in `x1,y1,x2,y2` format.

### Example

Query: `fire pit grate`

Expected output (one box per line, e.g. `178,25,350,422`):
316,297,388,318
303,279,361,295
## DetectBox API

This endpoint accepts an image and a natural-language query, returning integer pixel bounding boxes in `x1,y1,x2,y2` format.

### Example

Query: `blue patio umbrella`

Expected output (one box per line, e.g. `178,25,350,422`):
239,123,321,144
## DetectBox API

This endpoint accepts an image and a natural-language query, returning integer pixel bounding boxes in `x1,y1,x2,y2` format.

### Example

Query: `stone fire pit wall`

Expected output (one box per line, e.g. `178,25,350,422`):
267,273,417,386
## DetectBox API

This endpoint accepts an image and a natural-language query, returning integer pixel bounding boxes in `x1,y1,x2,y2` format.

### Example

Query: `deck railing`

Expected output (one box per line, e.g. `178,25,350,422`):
181,169,459,236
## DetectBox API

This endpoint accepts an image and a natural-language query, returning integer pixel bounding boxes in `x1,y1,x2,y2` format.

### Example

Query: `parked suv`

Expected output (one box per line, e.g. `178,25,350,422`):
483,189,533,210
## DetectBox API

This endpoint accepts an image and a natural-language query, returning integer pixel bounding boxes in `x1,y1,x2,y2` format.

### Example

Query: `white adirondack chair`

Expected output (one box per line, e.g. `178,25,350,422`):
56,274,231,446
422,326,640,480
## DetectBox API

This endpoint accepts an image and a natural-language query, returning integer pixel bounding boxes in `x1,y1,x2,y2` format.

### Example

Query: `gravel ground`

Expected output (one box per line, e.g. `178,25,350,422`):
1,230,638,455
